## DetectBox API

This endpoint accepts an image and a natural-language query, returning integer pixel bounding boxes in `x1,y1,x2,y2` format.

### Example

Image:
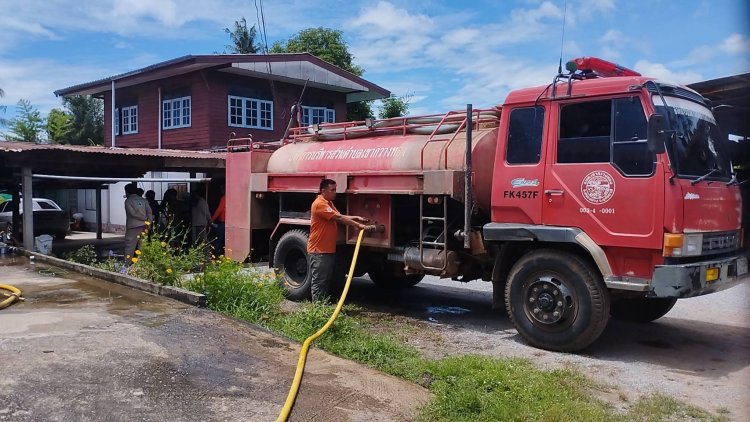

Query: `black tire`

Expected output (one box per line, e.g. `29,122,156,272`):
505,249,610,352
273,230,311,301
368,263,424,289
55,232,67,240
610,297,677,323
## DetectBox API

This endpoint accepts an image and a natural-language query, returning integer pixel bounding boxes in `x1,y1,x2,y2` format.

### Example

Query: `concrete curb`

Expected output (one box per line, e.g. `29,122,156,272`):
16,249,206,307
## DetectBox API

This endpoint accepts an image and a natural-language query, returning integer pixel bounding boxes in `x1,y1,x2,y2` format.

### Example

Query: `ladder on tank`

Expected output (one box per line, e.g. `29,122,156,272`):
419,195,448,272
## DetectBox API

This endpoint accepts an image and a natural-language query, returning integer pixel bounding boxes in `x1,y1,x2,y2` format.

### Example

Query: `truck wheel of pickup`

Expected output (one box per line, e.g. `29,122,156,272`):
610,297,677,323
505,249,610,352
369,263,424,289
273,230,311,301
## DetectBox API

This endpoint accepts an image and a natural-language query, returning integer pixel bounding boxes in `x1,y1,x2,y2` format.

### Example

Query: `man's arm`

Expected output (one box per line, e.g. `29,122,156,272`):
333,214,370,231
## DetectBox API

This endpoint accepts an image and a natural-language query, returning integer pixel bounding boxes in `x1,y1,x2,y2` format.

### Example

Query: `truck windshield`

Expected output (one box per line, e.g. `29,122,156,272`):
652,95,732,181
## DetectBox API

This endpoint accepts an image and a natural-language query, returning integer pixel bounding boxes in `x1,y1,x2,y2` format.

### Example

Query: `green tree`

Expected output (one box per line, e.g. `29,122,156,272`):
46,108,73,143
6,99,46,142
271,27,372,121
63,95,104,145
0,88,7,128
379,94,412,119
224,17,260,54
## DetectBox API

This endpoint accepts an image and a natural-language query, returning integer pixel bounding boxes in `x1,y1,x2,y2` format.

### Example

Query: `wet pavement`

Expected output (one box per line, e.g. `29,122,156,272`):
0,256,430,421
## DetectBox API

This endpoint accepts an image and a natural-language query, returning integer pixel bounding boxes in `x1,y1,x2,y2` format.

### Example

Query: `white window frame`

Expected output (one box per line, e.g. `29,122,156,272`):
301,106,335,126
114,108,120,135
121,105,138,134
227,95,273,130
163,96,191,130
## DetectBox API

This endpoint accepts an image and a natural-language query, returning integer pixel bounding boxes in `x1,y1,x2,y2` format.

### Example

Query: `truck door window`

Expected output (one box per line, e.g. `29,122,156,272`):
612,97,653,175
506,106,545,164
558,100,611,163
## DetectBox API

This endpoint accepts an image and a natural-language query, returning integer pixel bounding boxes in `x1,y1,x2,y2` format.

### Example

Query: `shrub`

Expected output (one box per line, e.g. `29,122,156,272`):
126,224,207,286
63,245,98,265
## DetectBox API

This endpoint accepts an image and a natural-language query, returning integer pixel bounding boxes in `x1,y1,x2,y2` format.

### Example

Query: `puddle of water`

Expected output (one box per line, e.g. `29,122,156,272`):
425,305,471,315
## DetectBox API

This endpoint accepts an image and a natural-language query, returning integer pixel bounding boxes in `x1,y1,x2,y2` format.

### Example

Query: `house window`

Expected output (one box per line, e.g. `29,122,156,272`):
301,106,335,126
114,108,120,135
121,105,138,134
228,95,273,130
163,96,191,129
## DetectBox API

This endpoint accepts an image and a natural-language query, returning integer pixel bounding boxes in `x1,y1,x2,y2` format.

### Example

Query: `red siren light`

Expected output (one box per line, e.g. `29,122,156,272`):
565,57,641,78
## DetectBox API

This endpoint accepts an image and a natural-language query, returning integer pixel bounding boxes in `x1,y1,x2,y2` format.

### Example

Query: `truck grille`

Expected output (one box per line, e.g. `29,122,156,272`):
702,230,739,255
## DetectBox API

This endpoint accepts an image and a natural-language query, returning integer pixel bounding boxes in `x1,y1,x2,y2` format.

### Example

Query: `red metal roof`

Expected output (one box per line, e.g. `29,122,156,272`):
0,141,225,160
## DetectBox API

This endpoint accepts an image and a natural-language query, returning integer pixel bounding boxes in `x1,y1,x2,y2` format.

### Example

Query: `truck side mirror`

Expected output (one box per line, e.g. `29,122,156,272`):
647,114,667,154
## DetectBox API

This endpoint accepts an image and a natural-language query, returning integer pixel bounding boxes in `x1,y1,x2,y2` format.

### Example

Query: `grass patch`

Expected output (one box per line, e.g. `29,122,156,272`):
626,394,728,422
182,268,727,422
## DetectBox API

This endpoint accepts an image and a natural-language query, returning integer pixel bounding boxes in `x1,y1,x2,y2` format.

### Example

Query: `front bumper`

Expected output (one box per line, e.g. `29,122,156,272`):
649,252,749,298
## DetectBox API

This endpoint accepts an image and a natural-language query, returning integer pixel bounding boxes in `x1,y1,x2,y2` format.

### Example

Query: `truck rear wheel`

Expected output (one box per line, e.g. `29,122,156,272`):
273,230,311,301
505,249,609,352
610,297,677,323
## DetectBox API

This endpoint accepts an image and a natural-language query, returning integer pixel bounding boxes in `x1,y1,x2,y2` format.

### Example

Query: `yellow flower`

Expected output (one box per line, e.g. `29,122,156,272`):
125,255,131,259
160,241,167,247
166,268,173,274
131,257,138,263
135,250,141,255
144,220,151,226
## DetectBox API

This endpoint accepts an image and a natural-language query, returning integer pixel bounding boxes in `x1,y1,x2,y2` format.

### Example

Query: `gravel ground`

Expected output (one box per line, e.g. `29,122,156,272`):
342,275,750,420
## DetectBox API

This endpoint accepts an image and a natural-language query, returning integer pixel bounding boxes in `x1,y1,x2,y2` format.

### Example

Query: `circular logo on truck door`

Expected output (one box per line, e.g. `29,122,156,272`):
581,171,615,204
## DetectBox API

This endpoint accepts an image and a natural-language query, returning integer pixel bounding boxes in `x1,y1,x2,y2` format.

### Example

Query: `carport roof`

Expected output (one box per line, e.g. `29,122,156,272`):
688,73,750,138
0,141,225,184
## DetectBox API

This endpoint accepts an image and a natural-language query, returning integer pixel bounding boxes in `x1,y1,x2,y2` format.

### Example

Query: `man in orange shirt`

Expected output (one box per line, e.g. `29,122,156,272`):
309,179,372,302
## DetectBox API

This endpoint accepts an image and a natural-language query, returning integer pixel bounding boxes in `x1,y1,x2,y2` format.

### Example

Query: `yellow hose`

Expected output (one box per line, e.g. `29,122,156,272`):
0,284,23,310
276,229,366,422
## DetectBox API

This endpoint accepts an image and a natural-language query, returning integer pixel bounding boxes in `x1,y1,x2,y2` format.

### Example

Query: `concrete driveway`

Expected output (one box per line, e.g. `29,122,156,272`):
0,256,429,421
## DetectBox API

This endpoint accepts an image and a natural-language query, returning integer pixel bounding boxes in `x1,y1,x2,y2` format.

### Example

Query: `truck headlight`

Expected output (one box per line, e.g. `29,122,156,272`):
663,233,703,257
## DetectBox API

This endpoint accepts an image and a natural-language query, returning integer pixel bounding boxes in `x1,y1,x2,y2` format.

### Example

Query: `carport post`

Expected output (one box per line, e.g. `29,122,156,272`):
22,166,34,251
96,184,103,239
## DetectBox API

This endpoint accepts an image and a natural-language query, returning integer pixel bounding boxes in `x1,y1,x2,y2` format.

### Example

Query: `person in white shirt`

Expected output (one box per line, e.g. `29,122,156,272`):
124,183,152,261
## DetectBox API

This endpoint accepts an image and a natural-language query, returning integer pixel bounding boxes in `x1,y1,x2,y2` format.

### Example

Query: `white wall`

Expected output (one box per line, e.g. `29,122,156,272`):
76,171,198,232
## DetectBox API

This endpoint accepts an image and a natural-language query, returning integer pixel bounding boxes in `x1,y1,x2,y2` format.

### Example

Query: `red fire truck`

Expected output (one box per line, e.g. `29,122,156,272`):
225,57,748,351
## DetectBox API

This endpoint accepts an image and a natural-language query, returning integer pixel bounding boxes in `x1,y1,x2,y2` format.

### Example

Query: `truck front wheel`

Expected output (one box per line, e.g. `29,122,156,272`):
505,249,609,352
273,230,311,301
610,297,677,323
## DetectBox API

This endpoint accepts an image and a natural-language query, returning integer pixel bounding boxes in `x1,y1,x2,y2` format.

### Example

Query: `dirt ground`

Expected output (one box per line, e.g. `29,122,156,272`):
0,256,430,422
342,275,750,421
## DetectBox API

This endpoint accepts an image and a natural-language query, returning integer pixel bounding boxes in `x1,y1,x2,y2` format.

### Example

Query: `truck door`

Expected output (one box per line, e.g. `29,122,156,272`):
491,106,547,224
542,96,663,251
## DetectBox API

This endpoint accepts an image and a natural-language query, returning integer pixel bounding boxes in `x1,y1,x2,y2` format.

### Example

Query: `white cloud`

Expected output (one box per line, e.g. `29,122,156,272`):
721,33,750,54
0,59,125,119
348,1,434,37
633,60,702,84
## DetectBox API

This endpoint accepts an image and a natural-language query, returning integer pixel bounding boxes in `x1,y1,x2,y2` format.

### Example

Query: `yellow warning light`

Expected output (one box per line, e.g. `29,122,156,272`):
706,267,719,283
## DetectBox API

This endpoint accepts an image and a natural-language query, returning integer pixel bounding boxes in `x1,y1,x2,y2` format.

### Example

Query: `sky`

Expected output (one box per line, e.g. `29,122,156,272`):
0,0,748,124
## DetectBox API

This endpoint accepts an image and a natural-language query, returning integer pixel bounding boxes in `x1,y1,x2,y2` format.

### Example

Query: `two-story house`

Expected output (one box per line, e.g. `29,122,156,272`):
55,53,390,150
52,53,389,233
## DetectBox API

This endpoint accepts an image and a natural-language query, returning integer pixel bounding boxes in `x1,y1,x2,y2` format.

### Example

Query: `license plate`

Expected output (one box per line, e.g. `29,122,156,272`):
738,257,748,276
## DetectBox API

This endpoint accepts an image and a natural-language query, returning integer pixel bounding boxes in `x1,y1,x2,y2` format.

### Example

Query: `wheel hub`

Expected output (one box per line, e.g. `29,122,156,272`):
526,276,571,325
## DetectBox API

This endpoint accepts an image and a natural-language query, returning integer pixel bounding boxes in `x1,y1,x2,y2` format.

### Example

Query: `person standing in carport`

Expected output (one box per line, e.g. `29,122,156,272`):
308,179,373,302
124,183,152,262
